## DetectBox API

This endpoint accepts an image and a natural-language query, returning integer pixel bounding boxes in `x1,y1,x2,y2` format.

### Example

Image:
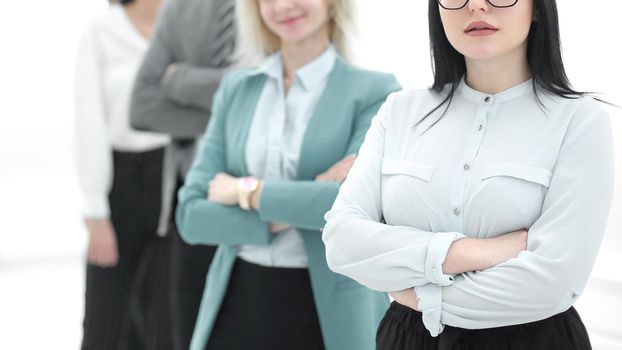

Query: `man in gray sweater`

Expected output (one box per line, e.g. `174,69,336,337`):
129,0,235,348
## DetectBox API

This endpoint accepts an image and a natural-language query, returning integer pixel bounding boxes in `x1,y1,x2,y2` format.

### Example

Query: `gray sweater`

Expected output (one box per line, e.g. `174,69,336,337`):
130,0,236,233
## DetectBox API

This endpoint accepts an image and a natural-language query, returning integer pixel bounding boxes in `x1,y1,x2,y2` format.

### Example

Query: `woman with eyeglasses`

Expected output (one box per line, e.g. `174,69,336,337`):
323,0,614,349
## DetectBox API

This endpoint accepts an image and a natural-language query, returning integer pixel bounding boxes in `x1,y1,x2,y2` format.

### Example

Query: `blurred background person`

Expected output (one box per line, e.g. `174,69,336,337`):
74,0,172,348
175,0,400,349
129,0,237,348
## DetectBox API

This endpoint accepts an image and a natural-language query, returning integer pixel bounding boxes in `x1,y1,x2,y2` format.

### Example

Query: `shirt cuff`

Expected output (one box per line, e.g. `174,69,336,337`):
425,231,465,286
82,193,110,218
415,284,444,337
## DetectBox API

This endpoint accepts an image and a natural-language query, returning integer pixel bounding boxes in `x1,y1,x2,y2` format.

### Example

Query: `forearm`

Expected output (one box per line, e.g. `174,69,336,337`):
176,194,271,246
254,180,341,231
442,238,492,275
130,38,211,138
161,63,226,110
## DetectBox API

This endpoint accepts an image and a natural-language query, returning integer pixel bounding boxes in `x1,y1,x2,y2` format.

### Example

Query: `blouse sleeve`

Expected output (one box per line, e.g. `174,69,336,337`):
323,93,466,292
74,27,113,219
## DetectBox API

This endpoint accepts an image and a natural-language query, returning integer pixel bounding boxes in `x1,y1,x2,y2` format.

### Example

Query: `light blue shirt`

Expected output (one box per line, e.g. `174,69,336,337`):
323,78,614,335
238,46,337,268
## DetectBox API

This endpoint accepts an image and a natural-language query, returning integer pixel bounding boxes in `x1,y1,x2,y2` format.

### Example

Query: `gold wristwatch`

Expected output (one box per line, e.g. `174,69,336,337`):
238,177,259,210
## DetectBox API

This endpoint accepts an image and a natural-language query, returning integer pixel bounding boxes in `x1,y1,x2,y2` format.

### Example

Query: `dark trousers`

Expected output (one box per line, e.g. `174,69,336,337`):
206,258,325,350
376,301,592,350
169,225,216,350
81,148,173,350
169,178,217,350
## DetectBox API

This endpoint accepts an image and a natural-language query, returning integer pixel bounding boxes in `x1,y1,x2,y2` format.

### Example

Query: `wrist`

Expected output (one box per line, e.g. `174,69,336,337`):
238,177,260,210
250,181,263,210
85,217,108,227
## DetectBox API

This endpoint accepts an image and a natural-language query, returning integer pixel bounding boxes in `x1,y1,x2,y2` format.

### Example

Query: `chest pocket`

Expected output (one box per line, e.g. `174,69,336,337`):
481,164,552,188
476,163,552,229
381,159,434,182
380,159,438,230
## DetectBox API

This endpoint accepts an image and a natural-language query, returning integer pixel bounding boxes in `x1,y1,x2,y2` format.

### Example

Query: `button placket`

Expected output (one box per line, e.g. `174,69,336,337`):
450,106,488,227
265,81,287,179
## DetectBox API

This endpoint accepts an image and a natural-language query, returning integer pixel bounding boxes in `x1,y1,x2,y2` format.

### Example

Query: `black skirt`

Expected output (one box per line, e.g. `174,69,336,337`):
206,258,325,350
376,301,591,350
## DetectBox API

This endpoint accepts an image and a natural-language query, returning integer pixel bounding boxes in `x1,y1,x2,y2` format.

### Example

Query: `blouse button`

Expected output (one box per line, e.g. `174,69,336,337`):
484,96,491,102
463,164,470,171
478,124,483,131
453,208,461,216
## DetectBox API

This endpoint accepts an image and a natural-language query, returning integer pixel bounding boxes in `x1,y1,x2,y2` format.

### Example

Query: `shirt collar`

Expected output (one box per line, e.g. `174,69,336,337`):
249,45,337,92
295,46,337,91
411,77,535,133
457,75,534,105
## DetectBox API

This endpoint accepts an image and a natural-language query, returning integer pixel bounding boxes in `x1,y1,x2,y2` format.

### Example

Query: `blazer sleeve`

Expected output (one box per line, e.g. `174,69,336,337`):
129,0,228,138
257,74,402,231
175,72,271,246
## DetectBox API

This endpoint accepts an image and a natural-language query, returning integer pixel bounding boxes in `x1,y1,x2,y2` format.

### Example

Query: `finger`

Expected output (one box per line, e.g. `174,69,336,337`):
109,248,119,267
87,246,96,265
342,155,356,164
100,250,113,268
90,249,101,267
337,160,355,171
341,160,356,170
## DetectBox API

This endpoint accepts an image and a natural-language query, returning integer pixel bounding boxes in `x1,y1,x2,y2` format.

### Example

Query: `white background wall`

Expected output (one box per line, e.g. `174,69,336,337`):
0,1,620,349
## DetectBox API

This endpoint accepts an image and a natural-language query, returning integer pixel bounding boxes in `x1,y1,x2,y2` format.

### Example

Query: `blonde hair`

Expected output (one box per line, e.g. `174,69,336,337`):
235,0,357,64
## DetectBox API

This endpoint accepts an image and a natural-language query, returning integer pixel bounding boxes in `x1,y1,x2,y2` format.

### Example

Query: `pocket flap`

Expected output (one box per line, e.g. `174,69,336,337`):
381,159,434,182
481,164,552,188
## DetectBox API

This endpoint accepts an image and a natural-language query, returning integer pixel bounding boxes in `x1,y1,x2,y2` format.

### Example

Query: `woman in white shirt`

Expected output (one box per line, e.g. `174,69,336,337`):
323,0,614,349
75,0,170,348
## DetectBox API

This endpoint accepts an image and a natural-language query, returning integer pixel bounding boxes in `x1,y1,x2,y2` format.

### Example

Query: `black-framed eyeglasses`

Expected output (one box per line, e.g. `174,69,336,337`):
437,0,519,10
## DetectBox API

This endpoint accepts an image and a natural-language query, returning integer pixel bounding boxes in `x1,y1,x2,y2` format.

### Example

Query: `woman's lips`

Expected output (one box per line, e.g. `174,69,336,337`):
279,15,304,26
464,21,499,36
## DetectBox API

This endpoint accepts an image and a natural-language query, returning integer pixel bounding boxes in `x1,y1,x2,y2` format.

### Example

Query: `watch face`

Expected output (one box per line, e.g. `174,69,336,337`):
241,177,257,191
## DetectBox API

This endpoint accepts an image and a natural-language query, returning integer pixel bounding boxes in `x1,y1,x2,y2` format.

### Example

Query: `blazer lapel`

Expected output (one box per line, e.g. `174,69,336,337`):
227,74,268,177
296,59,349,180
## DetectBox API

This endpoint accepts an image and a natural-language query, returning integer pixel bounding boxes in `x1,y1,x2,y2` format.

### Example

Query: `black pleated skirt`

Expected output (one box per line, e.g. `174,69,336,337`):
206,258,325,350
376,301,591,350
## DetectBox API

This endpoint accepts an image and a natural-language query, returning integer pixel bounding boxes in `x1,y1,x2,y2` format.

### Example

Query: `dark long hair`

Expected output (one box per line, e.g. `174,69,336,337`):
423,0,587,123
109,0,135,5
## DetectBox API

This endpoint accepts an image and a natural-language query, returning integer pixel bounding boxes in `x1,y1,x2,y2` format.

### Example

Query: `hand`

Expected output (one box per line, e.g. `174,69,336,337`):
208,172,239,205
269,223,292,233
165,63,178,78
315,154,356,183
85,218,119,268
389,288,420,311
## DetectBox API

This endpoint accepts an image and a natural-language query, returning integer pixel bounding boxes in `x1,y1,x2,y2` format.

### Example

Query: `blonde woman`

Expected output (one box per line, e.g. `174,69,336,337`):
175,0,400,349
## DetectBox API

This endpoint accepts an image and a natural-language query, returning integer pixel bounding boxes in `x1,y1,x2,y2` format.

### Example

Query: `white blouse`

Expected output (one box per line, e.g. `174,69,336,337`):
323,78,614,336
75,4,170,218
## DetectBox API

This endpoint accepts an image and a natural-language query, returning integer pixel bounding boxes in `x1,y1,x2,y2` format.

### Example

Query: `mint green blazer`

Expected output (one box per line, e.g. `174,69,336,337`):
176,58,401,350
